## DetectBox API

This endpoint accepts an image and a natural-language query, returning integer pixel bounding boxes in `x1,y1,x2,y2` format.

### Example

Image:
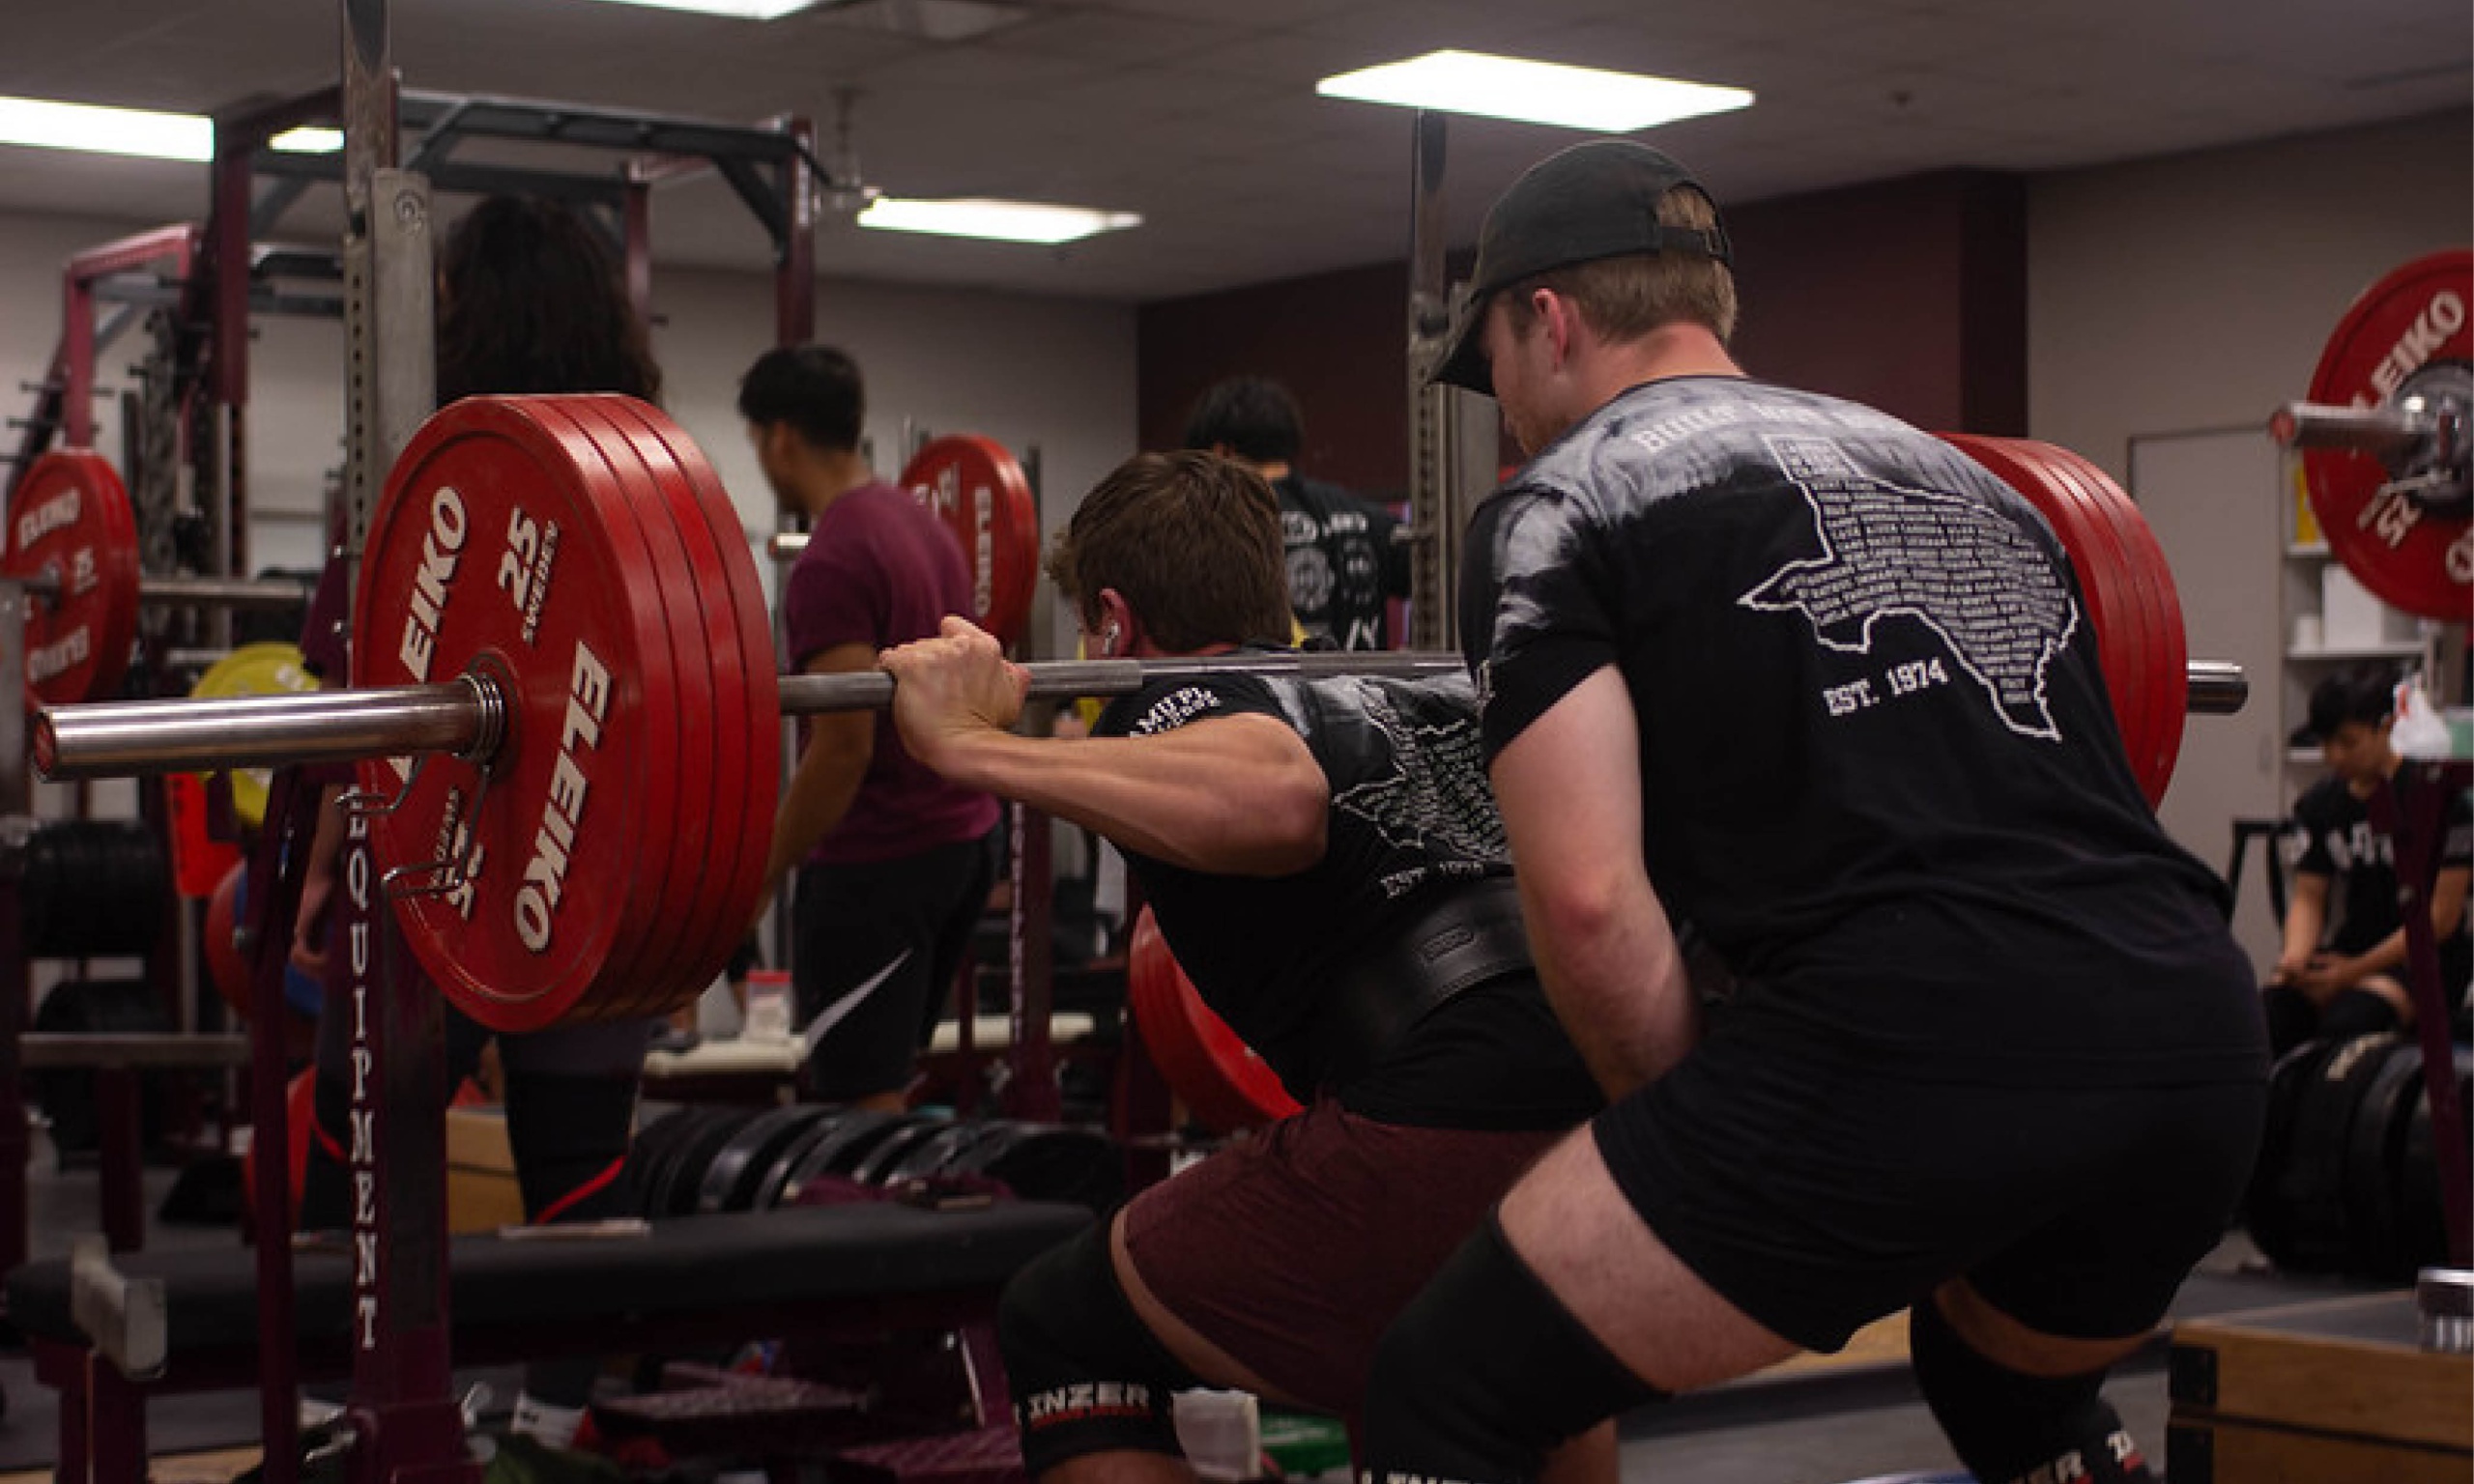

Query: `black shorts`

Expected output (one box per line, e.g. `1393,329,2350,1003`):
791,829,998,1100
1594,1019,2267,1353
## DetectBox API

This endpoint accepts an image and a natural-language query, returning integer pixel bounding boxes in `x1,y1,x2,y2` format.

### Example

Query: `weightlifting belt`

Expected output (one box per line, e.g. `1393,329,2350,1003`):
1317,875,1533,1090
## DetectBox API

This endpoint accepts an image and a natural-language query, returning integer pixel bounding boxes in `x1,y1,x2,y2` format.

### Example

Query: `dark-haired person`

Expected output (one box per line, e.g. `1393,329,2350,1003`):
738,345,998,1110
1185,375,1410,651
295,194,663,1453
1358,140,2270,1484
2270,667,2473,1054
878,450,1608,1484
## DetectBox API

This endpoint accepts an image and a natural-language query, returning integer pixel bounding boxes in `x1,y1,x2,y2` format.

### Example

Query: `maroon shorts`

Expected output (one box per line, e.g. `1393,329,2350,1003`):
1119,1099,1567,1423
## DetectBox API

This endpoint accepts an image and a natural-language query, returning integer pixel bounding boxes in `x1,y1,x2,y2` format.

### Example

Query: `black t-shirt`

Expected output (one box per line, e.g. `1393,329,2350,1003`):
2286,769,2473,991
1097,658,1597,1128
1277,475,1411,652
1461,376,2266,1088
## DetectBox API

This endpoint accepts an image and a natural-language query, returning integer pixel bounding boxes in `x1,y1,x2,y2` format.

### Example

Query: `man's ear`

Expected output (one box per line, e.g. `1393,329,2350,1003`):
1097,587,1138,657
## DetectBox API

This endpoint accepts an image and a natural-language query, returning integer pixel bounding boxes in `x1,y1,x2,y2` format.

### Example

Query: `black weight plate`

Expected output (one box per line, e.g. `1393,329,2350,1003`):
882,1121,997,1184
849,1117,955,1186
776,1110,908,1203
751,1107,857,1211
962,1122,1125,1212
2344,1039,2429,1280
638,1107,732,1218
658,1108,762,1217
628,1107,718,1219
697,1104,838,1214
2260,1033,2398,1273
2244,1040,2336,1267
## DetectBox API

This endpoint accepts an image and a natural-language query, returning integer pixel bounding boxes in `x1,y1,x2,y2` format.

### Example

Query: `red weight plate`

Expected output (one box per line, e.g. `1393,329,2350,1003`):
205,861,250,1022
1939,434,2168,807
595,397,782,990
2002,439,2169,806
900,434,1039,647
1126,905,1300,1133
6,449,140,704
2302,249,2473,621
2042,442,2189,801
530,400,698,1025
564,397,751,1018
351,397,682,1033
525,399,707,1022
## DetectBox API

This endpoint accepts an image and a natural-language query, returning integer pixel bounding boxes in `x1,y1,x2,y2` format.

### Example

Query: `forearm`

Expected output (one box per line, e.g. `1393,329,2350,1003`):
763,748,867,891
2277,895,2324,968
930,724,1323,876
1520,870,1697,1099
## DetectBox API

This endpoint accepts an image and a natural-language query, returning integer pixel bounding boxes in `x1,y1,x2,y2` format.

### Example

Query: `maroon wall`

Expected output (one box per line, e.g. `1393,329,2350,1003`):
1138,259,1416,497
1136,168,2027,494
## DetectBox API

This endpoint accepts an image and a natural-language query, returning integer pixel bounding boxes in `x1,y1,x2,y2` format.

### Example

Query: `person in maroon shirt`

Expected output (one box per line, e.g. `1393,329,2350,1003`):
739,346,1000,1108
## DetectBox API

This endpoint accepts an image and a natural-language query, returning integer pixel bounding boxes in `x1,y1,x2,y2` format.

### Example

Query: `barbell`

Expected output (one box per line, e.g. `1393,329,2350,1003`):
2268,247,2471,621
3,447,312,706
23,393,2244,1033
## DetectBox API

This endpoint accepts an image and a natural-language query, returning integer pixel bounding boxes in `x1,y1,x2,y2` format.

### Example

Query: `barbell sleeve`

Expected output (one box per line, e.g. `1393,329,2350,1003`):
33,681,490,781
2184,660,2247,716
2269,400,2437,459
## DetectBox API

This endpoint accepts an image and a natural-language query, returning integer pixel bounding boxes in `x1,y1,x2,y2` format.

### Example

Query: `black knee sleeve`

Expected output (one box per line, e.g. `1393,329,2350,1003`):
295,1070,354,1233
2259,985,2317,1057
997,1224,1199,1475
1363,1216,1661,1484
503,1072,639,1223
2317,986,2402,1042
1910,1298,2152,1484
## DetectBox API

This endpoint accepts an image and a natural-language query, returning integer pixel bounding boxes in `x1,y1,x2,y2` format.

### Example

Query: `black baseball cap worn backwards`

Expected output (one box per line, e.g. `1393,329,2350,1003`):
1428,139,1730,397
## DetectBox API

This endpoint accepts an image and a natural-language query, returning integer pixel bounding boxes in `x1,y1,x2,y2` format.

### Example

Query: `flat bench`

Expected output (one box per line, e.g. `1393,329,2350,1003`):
20,1033,254,1253
8,1200,1089,1484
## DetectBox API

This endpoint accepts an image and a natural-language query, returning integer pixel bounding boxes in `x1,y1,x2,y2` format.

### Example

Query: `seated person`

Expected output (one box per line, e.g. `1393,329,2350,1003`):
2270,667,2472,1053
878,451,1609,1483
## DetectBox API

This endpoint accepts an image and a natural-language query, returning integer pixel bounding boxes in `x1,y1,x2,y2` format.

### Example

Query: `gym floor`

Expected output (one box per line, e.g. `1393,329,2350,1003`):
0,1127,2367,1484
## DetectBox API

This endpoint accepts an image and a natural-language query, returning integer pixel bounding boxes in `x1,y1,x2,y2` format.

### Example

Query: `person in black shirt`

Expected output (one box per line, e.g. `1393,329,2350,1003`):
879,451,1606,1484
1359,141,2269,1484
2272,668,2473,1053
1185,375,1412,650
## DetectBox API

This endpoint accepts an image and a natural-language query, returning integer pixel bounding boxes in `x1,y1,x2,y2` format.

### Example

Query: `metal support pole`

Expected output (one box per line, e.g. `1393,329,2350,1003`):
1004,803,1059,1121
2368,761,2474,1269
338,2,466,1481
775,116,818,346
0,583,33,1280
1405,111,1455,651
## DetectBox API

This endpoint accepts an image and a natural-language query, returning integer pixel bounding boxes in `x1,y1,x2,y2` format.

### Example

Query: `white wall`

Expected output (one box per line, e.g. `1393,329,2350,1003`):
0,211,1138,655
648,264,1137,659
2029,109,2472,968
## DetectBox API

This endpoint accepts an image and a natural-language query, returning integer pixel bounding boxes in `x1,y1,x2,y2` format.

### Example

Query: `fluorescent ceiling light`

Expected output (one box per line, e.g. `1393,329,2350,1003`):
858,197,1141,245
0,96,213,163
584,0,818,17
1317,50,1752,133
270,127,343,155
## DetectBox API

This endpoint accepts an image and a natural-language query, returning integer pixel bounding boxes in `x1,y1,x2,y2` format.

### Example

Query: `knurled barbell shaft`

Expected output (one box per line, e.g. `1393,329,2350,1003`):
6,572,314,611
33,652,2249,783
764,527,1419,561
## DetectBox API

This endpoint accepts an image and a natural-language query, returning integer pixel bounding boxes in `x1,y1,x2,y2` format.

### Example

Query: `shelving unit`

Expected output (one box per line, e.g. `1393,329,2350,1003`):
2277,458,2435,783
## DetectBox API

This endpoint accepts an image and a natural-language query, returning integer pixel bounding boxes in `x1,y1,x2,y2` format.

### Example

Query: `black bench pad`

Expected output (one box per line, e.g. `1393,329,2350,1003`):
8,1202,1089,1354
